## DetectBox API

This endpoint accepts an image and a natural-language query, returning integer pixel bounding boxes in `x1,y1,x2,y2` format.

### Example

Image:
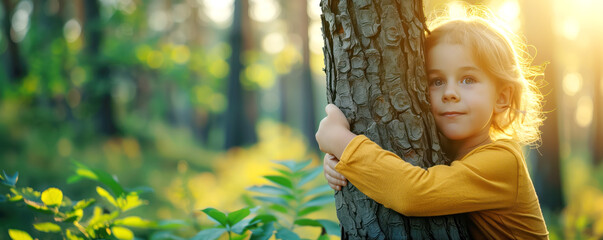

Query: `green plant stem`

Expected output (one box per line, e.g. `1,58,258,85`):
74,221,90,239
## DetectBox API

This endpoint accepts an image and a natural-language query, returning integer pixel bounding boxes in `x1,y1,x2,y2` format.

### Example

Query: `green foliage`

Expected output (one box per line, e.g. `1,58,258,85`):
2,159,338,240
1,162,165,240
197,159,338,240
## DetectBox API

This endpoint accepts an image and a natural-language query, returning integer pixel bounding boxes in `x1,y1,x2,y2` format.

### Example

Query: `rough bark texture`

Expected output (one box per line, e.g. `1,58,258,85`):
319,0,470,238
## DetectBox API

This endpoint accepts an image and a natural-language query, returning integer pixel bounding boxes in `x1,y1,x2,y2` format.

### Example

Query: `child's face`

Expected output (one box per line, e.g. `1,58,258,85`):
426,43,499,144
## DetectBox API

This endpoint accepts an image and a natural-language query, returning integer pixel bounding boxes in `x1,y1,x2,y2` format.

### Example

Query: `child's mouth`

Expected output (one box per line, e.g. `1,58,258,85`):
441,111,464,117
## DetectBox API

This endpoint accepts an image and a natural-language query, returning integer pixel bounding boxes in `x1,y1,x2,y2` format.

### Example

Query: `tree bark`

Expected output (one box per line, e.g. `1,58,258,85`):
320,0,470,238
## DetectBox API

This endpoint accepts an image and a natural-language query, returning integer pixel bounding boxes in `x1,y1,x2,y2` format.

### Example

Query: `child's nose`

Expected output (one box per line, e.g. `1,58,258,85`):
442,84,460,102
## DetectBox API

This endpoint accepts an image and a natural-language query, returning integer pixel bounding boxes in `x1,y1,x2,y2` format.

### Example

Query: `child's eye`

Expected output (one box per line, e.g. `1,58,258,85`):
430,78,444,87
460,76,476,84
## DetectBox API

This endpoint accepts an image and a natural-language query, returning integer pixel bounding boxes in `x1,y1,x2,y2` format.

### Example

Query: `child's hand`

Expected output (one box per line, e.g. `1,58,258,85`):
323,153,347,191
315,104,357,159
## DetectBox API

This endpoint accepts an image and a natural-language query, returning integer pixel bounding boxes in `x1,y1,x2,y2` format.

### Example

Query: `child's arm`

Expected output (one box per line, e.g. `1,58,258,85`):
315,104,357,159
336,135,520,217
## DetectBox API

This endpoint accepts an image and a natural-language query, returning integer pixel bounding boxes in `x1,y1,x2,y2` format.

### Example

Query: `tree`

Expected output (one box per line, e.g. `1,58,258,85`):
319,0,470,238
82,0,120,136
225,0,257,149
1,0,27,82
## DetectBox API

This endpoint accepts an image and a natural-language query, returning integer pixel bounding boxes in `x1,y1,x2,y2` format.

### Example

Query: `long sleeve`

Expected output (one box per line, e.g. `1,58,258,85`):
335,135,519,217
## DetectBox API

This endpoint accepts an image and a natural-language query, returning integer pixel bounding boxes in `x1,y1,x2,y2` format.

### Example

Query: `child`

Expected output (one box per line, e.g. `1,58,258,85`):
314,8,549,239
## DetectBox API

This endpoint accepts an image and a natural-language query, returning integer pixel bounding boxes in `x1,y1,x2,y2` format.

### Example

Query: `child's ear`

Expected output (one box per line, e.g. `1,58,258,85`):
495,84,513,114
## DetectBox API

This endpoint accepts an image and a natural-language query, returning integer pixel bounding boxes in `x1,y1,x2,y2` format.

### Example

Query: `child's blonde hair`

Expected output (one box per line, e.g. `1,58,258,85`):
425,4,545,146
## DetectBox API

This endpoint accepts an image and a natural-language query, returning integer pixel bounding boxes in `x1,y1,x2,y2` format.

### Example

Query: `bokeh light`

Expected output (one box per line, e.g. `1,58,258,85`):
201,0,234,27
563,72,583,96
262,32,286,54
249,0,281,23
575,96,593,128
63,19,82,43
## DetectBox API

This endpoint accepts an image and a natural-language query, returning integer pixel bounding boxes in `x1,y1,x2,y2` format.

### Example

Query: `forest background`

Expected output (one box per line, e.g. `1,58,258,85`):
1,0,602,239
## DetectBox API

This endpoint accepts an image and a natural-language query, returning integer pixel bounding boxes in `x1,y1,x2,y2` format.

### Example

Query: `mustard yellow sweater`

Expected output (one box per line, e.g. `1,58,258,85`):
336,135,549,239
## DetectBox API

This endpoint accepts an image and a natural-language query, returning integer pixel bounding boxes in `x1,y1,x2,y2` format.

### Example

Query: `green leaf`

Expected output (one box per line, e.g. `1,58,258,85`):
292,160,312,173
23,199,52,214
41,188,63,207
305,185,332,197
58,208,83,222
275,228,300,240
231,218,252,234
72,161,124,196
8,229,33,240
33,222,61,232
0,194,6,202
228,207,250,226
274,169,293,177
301,195,333,208
298,206,323,217
201,208,228,226
114,216,157,228
248,185,290,196
297,166,322,187
294,218,321,227
273,160,297,172
316,219,340,236
232,234,249,240
19,187,41,202
73,198,96,210
96,186,117,207
191,228,226,240
250,222,275,240
250,214,278,225
117,193,146,212
254,196,289,207
268,204,288,213
66,229,84,240
111,226,134,240
318,234,330,240
1,171,18,187
263,175,293,189
87,206,119,230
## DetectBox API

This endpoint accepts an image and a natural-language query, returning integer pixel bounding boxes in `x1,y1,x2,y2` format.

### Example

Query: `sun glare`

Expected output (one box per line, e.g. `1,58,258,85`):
448,2,467,19
496,0,520,31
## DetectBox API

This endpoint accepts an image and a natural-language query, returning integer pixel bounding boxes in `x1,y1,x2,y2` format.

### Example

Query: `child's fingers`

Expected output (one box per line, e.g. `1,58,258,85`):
324,154,347,181
328,182,341,191
325,166,347,182
323,154,347,190
325,171,347,187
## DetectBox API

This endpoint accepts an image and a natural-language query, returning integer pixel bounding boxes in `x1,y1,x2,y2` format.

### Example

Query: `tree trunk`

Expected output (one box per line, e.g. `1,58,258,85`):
1,0,27,82
296,0,319,151
83,0,120,136
320,0,470,238
225,0,257,149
